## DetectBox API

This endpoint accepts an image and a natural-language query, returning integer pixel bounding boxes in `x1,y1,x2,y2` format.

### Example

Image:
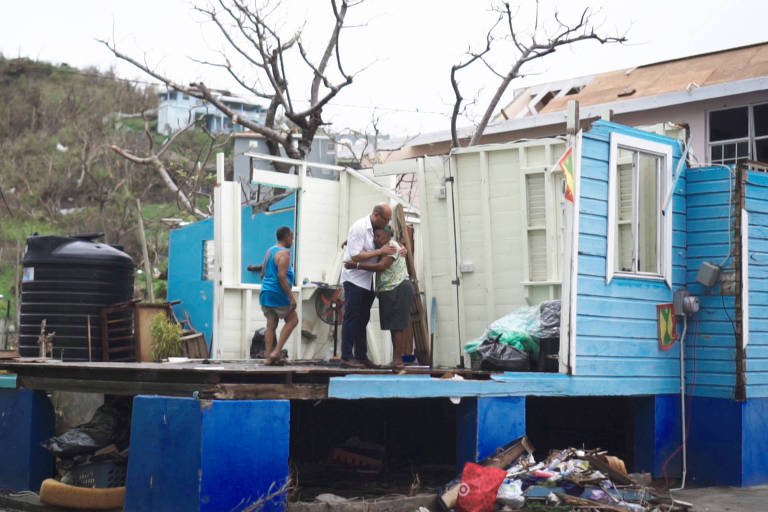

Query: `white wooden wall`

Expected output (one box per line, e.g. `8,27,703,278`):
419,140,567,367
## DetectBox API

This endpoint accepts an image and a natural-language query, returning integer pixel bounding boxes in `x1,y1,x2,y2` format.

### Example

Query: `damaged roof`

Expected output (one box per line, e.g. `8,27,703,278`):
405,42,768,149
502,41,768,119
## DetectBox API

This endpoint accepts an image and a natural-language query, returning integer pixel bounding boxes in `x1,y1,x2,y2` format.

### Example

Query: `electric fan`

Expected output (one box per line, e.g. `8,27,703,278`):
314,286,344,358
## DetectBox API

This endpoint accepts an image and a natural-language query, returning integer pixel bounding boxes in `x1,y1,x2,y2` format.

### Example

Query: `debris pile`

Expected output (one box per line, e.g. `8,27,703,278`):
440,437,691,512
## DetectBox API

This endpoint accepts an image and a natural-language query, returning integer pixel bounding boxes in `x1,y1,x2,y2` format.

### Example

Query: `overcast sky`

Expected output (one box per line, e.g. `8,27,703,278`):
2,0,766,137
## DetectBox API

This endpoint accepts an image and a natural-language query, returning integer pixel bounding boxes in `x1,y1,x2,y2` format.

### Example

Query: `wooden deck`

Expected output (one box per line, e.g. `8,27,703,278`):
0,359,493,400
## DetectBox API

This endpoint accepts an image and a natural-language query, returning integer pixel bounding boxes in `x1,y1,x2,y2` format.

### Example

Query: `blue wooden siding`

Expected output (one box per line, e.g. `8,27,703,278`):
574,121,683,392
685,166,737,399
746,170,768,398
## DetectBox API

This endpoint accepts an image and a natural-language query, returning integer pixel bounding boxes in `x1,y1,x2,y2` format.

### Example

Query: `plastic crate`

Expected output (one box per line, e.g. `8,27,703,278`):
61,461,127,488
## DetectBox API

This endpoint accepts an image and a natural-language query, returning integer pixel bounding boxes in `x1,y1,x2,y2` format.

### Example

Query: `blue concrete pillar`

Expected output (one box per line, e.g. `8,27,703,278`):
456,396,525,473
686,396,742,486
0,389,54,491
125,396,290,512
633,394,681,478
742,397,768,486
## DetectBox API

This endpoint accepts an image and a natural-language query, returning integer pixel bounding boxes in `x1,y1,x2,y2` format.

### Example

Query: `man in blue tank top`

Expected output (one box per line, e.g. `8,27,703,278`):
259,226,297,365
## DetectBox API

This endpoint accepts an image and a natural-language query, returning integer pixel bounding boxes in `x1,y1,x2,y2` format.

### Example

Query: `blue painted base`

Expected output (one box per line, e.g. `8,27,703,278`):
124,396,290,512
457,397,525,473
0,389,54,491
683,396,768,486
634,394,681,477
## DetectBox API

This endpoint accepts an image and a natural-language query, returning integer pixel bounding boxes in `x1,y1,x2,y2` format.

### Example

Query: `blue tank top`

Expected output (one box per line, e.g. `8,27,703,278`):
260,245,294,307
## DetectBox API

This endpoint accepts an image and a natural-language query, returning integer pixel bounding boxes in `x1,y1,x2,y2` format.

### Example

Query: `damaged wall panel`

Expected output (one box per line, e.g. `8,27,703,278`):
685,166,739,399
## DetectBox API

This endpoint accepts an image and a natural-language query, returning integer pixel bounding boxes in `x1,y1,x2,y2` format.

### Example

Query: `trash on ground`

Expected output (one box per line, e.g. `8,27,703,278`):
440,436,692,512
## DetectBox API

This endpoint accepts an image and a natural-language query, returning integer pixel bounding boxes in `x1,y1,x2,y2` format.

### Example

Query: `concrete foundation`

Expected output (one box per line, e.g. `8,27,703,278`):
124,395,290,512
0,389,54,492
456,396,525,472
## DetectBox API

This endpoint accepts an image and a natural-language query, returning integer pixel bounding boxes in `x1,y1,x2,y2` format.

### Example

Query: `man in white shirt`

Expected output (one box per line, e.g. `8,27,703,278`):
340,203,397,368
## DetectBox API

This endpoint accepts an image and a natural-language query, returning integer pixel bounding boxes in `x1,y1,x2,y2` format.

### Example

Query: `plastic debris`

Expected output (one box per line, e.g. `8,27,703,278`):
443,444,692,512
464,302,563,372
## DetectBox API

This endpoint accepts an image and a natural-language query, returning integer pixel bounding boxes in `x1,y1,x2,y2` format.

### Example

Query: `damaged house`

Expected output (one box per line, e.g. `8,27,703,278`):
3,42,768,510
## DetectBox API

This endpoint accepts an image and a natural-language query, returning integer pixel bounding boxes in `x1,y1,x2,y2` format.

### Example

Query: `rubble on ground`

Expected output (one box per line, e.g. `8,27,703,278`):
441,437,692,512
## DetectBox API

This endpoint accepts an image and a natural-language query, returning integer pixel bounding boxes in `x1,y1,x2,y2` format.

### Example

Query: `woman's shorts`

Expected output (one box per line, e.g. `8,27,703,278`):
378,280,414,330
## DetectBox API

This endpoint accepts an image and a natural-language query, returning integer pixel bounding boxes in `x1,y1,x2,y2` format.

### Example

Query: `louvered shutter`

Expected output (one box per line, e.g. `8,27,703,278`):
526,174,547,281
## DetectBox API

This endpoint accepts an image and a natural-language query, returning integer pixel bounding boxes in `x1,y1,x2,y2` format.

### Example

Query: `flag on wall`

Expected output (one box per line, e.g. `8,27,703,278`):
657,303,678,350
557,146,575,202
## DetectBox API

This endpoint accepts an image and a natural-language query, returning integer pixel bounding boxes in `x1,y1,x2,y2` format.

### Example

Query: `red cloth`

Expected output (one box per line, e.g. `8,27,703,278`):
455,462,507,512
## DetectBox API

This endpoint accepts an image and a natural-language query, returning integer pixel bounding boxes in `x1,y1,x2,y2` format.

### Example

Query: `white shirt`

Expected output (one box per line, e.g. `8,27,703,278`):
341,215,377,290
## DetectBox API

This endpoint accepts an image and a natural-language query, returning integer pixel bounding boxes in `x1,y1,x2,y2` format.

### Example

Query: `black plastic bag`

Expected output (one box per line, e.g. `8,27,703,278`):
250,327,266,358
41,398,132,458
476,337,530,372
537,300,561,338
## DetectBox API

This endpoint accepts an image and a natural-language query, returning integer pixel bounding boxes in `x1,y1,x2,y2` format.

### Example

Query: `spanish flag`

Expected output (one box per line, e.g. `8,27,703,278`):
557,146,575,202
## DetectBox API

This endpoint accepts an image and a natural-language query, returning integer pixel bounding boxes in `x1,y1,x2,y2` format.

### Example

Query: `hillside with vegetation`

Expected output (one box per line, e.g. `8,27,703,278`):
0,57,225,319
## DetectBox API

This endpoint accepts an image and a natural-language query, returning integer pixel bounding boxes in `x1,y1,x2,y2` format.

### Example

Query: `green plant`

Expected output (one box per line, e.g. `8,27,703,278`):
150,313,182,361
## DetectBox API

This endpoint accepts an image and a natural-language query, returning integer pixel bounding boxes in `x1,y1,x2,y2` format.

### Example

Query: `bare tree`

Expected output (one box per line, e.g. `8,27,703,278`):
102,0,363,169
450,2,626,148
332,112,381,168
109,111,229,218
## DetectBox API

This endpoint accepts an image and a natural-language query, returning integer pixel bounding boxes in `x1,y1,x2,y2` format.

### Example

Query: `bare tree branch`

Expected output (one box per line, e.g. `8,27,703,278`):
102,0,364,172
450,16,500,147
451,2,626,147
109,117,208,218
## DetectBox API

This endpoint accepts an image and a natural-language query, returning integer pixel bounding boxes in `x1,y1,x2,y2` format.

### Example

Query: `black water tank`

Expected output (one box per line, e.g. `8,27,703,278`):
19,235,134,361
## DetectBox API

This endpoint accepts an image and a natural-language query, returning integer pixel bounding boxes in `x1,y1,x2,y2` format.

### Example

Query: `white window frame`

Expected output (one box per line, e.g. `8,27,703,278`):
520,164,563,285
606,133,673,288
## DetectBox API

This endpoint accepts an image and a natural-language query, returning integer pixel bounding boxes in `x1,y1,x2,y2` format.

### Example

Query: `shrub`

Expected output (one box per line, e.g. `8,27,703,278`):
150,314,182,361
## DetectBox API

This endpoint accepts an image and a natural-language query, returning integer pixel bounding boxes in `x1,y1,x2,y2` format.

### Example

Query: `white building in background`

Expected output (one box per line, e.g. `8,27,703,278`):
157,87,266,135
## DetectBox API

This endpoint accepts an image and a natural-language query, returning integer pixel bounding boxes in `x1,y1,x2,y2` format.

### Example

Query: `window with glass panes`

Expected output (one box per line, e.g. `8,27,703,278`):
607,133,673,286
708,104,768,165
614,148,661,275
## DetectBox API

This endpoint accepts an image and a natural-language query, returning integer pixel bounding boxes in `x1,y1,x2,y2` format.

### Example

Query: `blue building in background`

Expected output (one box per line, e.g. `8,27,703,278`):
157,87,266,135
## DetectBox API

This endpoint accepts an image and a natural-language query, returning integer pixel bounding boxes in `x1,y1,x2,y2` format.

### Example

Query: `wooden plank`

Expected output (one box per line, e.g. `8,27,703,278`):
394,204,430,363
18,376,206,396
181,333,209,359
197,383,328,400
415,159,435,364
250,169,300,190
0,350,19,359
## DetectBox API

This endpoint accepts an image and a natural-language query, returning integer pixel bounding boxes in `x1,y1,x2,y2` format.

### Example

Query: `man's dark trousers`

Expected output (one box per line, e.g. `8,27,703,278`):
341,281,376,361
